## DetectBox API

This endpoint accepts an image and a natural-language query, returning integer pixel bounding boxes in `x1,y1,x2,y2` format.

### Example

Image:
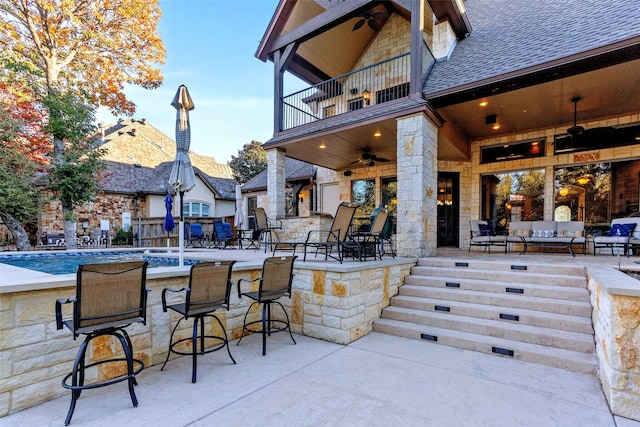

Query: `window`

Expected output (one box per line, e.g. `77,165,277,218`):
247,196,257,219
323,105,335,118
375,83,409,104
481,169,545,233
348,98,364,111
381,176,397,215
351,179,375,216
553,161,640,236
182,202,211,217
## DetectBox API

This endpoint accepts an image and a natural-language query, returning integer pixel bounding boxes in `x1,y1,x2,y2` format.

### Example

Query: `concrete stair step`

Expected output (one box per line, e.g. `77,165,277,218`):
398,285,592,317
372,317,598,375
416,258,586,277
380,306,595,353
391,295,594,334
410,266,586,288
403,276,590,301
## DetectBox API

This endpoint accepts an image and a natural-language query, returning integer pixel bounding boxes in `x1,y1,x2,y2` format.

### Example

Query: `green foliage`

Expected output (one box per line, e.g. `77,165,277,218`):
112,228,133,246
42,90,106,210
0,109,39,223
228,140,267,184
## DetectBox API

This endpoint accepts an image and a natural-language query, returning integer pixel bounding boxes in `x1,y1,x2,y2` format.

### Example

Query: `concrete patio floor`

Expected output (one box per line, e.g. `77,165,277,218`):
3,331,639,427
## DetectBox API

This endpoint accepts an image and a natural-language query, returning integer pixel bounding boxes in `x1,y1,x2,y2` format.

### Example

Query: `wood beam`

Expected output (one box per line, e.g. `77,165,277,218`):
410,0,425,95
268,0,381,55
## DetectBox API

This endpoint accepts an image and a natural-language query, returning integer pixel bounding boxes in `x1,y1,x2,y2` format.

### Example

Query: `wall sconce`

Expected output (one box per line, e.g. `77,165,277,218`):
362,89,371,105
298,192,304,203
505,203,512,210
558,187,570,197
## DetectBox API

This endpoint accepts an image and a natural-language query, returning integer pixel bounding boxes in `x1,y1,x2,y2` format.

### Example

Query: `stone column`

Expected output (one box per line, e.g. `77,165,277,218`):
266,148,286,219
396,113,438,257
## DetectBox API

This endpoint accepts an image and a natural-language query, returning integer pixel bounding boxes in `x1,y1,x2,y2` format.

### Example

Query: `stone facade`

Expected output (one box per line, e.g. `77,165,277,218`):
587,265,640,421
0,258,414,416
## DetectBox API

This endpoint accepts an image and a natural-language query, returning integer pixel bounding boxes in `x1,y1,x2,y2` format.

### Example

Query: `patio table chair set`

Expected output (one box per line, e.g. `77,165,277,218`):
54,256,297,424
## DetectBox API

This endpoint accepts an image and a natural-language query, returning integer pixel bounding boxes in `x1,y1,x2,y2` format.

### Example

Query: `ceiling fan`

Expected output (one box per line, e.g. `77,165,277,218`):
352,9,388,31
567,96,585,138
349,150,390,167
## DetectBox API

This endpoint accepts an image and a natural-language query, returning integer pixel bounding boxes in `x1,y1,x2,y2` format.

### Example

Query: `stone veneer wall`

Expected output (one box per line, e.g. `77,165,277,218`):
0,258,414,416
587,265,640,421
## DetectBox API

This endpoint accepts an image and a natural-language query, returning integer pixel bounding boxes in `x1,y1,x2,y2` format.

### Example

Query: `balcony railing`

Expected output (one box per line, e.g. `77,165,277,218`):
280,45,434,132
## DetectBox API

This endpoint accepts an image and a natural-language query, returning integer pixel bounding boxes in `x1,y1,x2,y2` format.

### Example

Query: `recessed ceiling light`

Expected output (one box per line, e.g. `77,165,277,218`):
493,123,501,130
319,143,326,149
479,101,488,107
374,131,382,137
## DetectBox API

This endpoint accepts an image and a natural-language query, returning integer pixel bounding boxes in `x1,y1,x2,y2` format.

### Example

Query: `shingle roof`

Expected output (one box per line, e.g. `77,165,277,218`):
242,157,316,192
423,0,640,97
102,160,238,199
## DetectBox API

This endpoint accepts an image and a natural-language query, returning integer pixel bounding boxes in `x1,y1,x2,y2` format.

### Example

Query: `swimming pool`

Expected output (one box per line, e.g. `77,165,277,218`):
0,251,198,275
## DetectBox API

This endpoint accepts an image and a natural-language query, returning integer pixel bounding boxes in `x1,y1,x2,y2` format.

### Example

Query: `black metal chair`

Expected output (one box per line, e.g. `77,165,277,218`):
161,261,236,383
253,207,282,253
55,261,150,426
237,256,297,355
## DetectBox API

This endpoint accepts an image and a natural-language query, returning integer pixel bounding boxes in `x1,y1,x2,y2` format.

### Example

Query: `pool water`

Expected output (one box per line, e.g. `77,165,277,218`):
0,251,198,275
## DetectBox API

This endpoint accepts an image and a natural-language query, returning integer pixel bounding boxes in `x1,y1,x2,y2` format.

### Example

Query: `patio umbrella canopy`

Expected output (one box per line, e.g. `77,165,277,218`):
168,85,196,266
234,185,244,228
163,194,175,252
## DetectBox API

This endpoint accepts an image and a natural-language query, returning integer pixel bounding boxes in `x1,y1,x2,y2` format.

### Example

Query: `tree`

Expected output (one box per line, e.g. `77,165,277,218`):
0,0,165,115
229,140,268,184
43,90,106,249
0,104,40,250
0,0,165,247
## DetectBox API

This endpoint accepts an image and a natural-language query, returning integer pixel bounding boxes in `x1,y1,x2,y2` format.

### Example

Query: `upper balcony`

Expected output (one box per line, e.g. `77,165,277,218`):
279,46,435,133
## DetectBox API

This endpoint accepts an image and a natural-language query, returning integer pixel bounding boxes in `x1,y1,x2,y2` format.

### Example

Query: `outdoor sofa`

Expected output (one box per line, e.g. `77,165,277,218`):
507,220,585,256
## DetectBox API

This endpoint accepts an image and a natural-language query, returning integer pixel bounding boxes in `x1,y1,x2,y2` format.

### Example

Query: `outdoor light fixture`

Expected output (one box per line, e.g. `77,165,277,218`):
577,174,593,185
558,187,570,197
362,89,371,105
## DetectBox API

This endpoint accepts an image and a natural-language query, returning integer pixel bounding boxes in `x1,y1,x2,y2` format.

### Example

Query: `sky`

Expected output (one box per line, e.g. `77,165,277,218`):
96,0,295,165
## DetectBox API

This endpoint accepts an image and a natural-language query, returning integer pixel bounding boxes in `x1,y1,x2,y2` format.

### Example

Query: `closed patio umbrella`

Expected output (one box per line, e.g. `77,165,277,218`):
163,194,175,252
168,85,196,266
234,185,244,228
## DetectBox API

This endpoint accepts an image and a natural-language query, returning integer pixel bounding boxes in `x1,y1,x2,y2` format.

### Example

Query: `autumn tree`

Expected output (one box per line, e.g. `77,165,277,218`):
229,140,268,184
0,99,41,250
0,0,165,247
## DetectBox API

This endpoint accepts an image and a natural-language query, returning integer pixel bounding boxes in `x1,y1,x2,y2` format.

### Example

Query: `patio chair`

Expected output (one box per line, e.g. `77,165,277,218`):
253,207,282,252
469,220,508,253
212,220,238,249
350,209,390,260
237,256,297,356
161,261,236,383
186,223,206,248
303,202,360,263
55,261,150,426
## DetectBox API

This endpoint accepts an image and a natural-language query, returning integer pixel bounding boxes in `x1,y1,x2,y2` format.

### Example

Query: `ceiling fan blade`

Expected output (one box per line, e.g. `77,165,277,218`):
352,19,365,31
371,11,388,20
373,157,390,162
367,19,379,31
349,159,361,165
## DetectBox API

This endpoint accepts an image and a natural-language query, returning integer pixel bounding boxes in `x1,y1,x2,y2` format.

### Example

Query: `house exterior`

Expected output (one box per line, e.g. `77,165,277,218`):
37,118,237,245
254,0,640,258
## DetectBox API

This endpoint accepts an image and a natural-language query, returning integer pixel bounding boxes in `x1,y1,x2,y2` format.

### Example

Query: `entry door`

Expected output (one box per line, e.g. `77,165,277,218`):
437,172,459,247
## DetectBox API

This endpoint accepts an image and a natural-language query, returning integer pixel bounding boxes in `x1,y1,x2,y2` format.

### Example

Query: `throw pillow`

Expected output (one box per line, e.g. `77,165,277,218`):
558,229,582,238
510,229,530,237
478,223,493,236
607,223,637,237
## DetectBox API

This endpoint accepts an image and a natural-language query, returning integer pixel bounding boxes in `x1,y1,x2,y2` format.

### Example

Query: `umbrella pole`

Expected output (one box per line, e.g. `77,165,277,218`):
179,190,185,266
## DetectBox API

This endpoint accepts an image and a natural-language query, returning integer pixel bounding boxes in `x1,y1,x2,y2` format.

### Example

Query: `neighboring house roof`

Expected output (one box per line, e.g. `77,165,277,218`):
101,161,238,200
242,158,316,192
99,118,233,179
423,0,640,99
